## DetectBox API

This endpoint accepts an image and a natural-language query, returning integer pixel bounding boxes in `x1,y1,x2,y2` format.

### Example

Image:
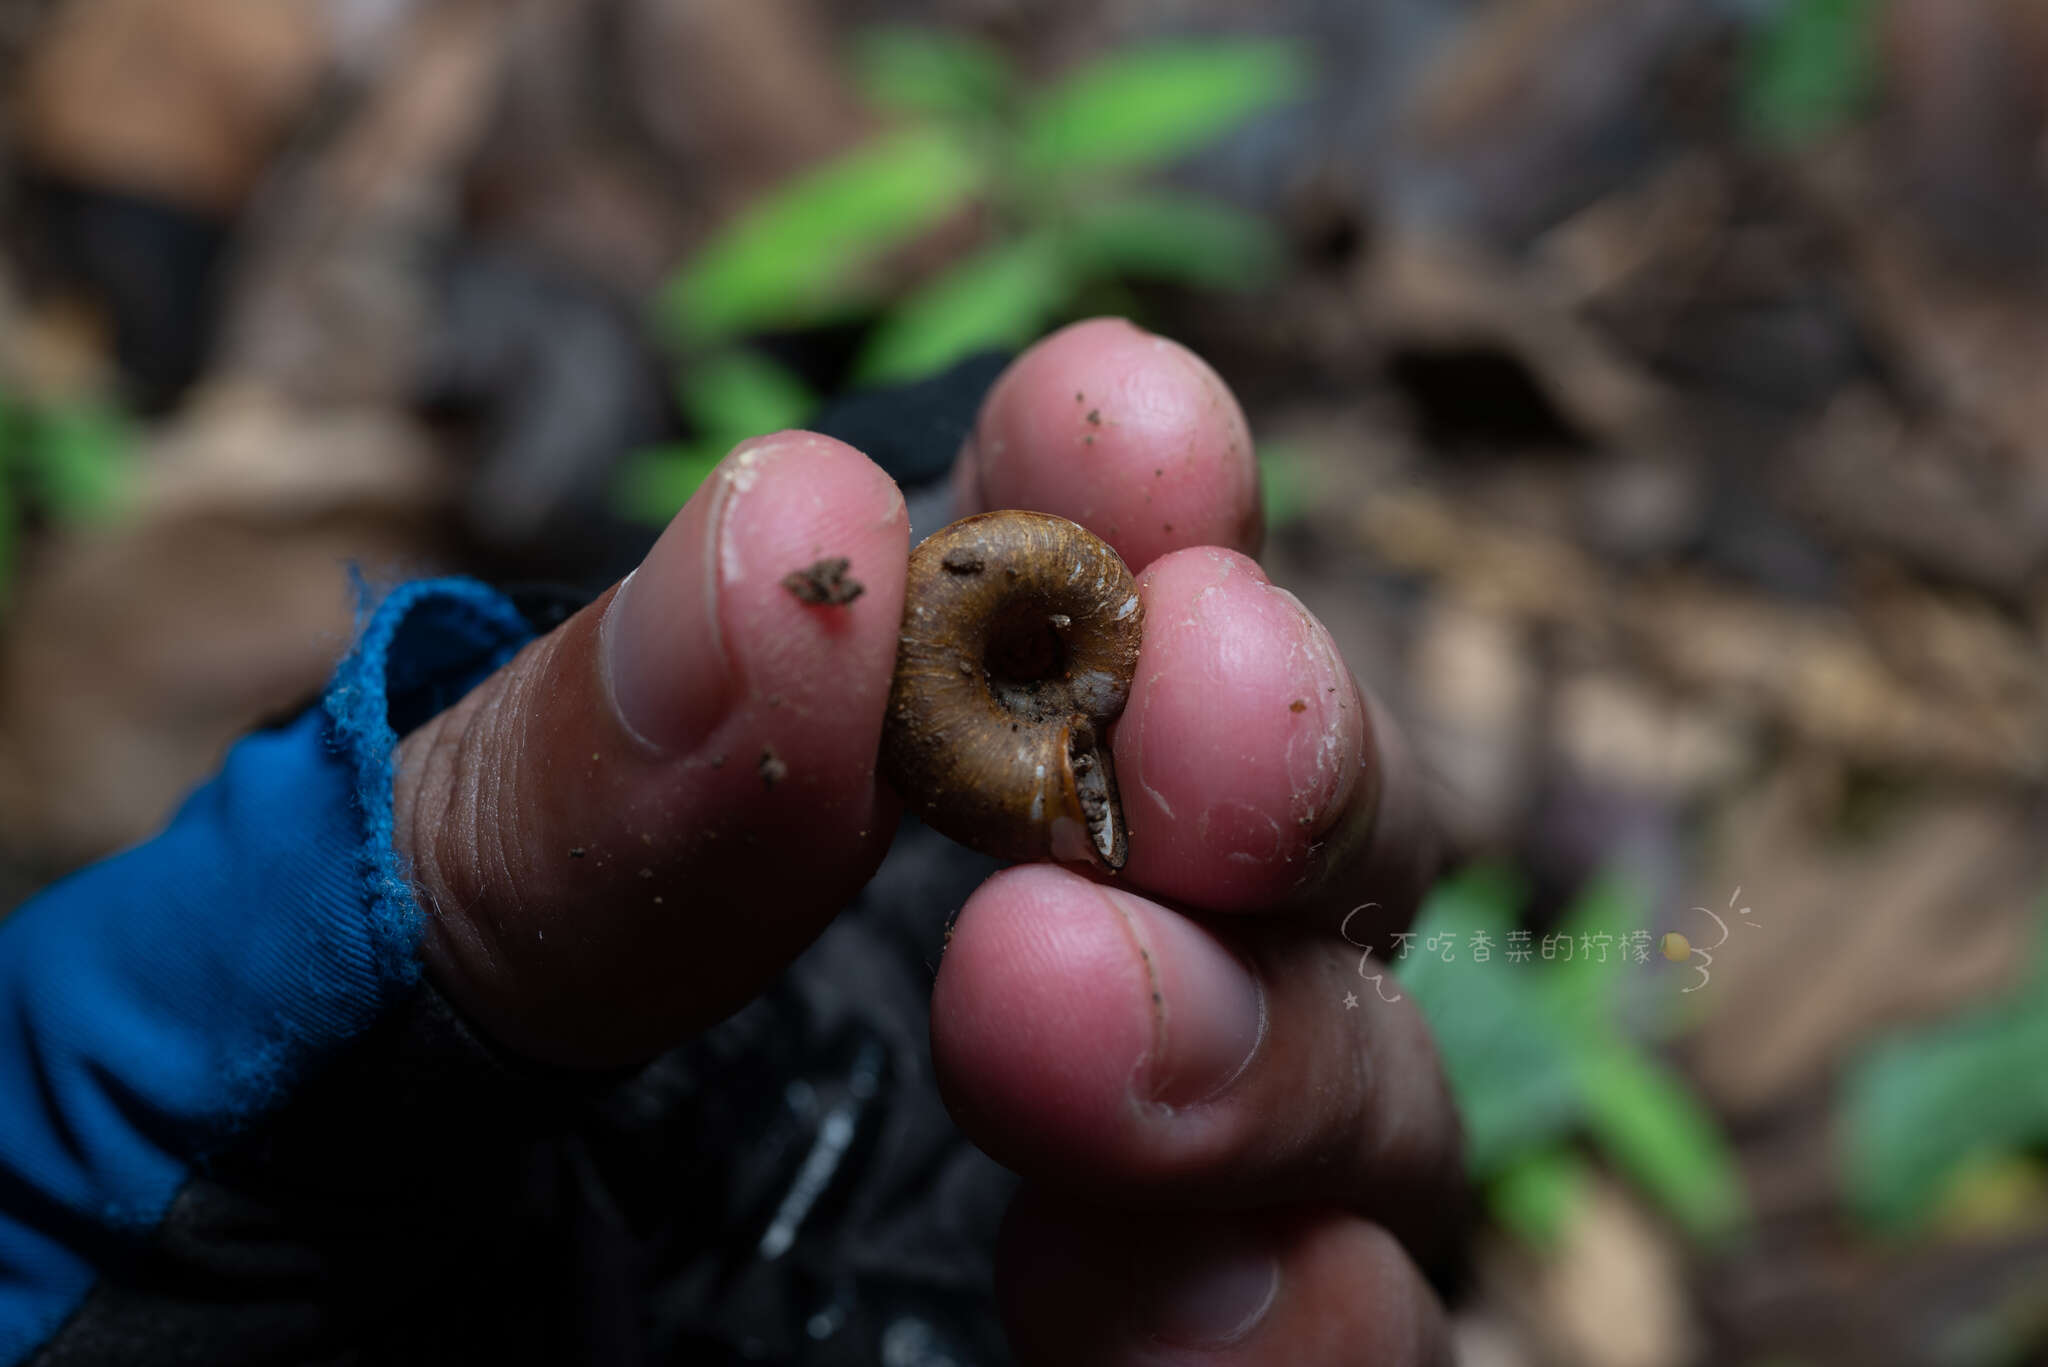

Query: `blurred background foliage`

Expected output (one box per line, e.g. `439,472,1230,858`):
2,0,2046,1361
1398,865,1749,1250
621,32,1298,520
0,390,128,606
1845,900,2048,1235
1744,0,1883,142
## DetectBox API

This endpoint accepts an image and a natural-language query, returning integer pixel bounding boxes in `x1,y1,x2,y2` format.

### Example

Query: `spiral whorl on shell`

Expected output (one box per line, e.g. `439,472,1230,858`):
882,510,1144,870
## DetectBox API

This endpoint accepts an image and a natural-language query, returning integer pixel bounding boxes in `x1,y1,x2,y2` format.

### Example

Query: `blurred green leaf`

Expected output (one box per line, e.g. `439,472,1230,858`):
1744,0,1880,143
0,392,20,477
1576,1041,1749,1243
677,349,817,442
1254,440,1309,530
0,392,26,611
0,470,14,606
1547,873,1747,1240
1401,863,1749,1243
1845,911,2048,1232
1540,869,1653,1033
1019,39,1305,180
26,401,129,520
612,443,726,524
1400,867,1585,1178
1488,1146,1594,1250
854,26,1014,121
1066,191,1282,290
856,234,1068,384
1408,860,1527,936
659,126,985,344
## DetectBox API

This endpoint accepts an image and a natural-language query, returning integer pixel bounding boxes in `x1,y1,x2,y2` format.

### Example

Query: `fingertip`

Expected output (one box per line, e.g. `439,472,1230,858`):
608,430,908,760
964,318,1261,568
689,431,909,844
932,864,1154,1155
1117,547,1368,911
711,429,909,645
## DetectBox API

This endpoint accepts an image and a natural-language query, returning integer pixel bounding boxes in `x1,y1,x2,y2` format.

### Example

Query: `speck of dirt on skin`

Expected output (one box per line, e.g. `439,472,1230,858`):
781,556,865,606
638,867,653,879
1154,468,1163,477
1086,408,1101,425
1164,522,1174,533
1290,699,1307,713
569,847,587,859
759,746,788,789
710,754,726,768
1075,391,1085,402
1083,434,1095,445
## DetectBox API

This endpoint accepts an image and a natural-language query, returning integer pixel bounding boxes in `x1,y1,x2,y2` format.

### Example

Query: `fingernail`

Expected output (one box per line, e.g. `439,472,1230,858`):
1137,1237,1279,1349
1111,890,1265,1107
601,439,786,753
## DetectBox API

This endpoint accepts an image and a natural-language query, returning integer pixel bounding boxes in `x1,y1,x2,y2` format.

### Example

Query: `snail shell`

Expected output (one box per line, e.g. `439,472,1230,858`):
883,510,1144,870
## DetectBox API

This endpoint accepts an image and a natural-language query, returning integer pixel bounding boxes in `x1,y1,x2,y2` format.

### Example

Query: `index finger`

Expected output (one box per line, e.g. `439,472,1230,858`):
953,317,1264,569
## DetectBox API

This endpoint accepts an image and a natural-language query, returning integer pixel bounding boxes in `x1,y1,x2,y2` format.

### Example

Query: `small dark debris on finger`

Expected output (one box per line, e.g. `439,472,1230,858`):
758,745,788,789
781,557,864,606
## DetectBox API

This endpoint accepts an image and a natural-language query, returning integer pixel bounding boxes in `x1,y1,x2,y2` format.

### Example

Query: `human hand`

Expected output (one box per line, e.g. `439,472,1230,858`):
392,318,1459,1364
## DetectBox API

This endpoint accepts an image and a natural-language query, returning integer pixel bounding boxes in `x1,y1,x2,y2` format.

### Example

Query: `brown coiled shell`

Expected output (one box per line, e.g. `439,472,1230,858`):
882,510,1144,870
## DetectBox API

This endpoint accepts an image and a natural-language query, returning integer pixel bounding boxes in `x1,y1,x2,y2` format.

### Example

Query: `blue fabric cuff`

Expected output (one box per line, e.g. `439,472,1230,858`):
0,577,534,1365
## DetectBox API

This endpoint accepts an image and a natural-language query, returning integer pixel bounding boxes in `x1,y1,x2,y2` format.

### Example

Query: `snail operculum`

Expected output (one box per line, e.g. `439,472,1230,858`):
882,510,1142,872
1058,718,1126,868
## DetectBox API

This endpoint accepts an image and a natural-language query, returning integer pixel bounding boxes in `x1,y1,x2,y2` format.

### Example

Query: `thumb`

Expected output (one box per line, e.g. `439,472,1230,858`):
394,434,909,1068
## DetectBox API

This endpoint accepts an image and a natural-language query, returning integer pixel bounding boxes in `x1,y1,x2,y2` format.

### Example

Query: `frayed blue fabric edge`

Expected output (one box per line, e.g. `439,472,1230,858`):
324,573,534,988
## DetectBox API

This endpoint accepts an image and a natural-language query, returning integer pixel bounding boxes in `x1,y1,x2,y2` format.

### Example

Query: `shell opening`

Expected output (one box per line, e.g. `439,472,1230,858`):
985,599,1085,725
984,599,1067,686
